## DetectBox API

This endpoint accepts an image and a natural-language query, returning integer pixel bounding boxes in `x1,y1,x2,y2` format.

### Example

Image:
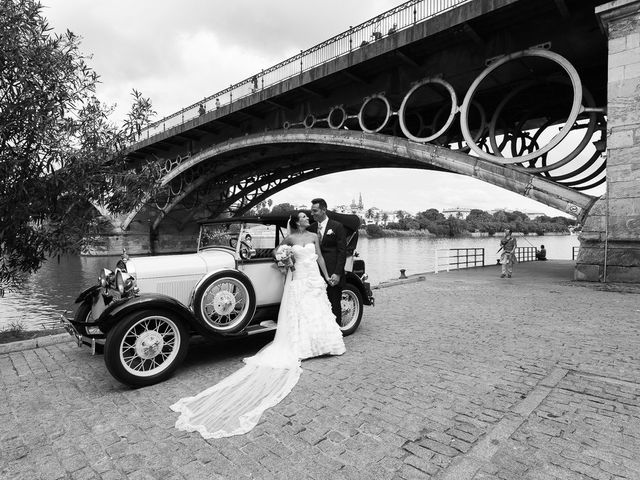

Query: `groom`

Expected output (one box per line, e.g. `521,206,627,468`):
309,198,347,326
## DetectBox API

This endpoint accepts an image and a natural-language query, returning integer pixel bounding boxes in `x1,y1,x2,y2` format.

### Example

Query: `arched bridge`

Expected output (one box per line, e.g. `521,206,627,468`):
123,129,596,233
97,0,640,283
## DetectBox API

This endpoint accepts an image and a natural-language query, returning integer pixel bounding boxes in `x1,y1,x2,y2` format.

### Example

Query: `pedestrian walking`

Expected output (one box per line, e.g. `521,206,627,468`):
498,229,517,278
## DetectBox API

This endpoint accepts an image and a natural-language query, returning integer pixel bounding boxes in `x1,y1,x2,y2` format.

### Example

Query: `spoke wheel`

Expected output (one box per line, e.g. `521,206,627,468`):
193,271,256,334
340,284,363,336
104,310,188,387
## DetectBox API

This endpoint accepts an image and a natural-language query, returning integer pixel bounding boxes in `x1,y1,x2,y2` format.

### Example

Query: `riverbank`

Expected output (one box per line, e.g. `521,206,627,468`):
358,228,572,238
359,228,435,238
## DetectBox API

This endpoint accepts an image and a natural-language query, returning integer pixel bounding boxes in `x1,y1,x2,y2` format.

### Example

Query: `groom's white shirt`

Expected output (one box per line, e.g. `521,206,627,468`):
317,217,329,240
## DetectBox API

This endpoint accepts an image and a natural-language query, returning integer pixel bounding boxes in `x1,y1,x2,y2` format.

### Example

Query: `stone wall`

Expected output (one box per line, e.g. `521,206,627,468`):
577,0,640,283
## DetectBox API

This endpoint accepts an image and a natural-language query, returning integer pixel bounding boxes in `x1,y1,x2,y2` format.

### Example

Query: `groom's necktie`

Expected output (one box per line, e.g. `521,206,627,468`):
318,225,324,241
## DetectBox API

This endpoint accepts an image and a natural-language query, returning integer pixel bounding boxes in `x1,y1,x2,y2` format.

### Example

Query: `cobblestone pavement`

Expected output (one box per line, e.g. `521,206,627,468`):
1,261,639,479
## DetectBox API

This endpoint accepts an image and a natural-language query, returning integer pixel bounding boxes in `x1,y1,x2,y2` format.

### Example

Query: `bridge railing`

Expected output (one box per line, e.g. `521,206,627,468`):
136,0,472,142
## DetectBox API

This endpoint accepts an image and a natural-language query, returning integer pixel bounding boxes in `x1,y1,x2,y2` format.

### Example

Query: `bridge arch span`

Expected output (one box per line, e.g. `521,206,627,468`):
126,129,596,231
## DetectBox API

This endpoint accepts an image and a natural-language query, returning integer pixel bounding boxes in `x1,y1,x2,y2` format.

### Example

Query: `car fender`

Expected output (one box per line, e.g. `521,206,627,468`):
344,271,374,306
97,294,198,335
75,285,101,304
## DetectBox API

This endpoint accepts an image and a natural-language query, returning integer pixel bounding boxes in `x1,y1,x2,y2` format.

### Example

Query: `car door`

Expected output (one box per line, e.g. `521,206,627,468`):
237,223,285,306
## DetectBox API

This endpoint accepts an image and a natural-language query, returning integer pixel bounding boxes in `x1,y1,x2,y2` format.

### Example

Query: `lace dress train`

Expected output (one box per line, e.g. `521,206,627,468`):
170,244,345,439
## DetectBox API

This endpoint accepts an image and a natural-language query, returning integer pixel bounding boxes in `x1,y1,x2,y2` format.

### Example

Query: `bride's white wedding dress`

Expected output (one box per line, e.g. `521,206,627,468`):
170,243,345,439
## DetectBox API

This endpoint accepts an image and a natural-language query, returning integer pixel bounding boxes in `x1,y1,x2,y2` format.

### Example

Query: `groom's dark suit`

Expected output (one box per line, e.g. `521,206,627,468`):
309,218,347,326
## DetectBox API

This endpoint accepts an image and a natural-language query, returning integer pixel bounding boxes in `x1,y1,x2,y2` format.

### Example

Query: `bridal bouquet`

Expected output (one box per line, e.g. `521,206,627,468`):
274,245,296,275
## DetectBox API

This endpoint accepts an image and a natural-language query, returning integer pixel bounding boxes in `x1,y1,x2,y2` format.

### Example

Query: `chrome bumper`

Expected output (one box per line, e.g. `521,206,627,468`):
59,314,104,355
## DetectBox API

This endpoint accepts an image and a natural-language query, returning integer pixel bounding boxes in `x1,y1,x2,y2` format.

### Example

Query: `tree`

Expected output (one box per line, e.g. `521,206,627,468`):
246,200,270,216
395,210,408,220
365,224,384,238
0,0,159,290
122,89,157,143
270,202,297,214
417,208,445,222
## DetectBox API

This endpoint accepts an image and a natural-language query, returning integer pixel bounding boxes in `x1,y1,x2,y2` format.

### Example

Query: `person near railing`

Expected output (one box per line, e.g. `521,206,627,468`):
536,245,547,261
498,229,517,278
215,98,220,109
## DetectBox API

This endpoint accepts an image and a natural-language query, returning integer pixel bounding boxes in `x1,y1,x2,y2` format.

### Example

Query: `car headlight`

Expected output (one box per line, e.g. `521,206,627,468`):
115,269,135,295
99,268,114,289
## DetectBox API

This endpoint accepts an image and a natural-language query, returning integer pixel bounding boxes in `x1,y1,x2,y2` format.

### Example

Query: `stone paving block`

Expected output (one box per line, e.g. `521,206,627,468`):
404,454,439,476
398,463,433,479
70,466,101,480
403,441,435,461
418,437,459,457
96,472,126,480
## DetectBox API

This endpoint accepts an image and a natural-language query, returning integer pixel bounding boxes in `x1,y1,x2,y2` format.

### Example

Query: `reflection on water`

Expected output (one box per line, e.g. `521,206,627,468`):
0,255,120,331
0,235,578,331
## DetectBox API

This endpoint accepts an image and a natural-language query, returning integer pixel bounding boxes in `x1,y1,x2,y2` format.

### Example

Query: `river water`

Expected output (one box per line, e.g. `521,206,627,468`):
0,234,579,331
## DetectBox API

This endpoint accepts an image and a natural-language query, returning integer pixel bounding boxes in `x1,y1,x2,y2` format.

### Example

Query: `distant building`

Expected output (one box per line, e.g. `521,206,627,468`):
442,207,471,219
335,193,365,218
490,208,546,220
333,194,401,227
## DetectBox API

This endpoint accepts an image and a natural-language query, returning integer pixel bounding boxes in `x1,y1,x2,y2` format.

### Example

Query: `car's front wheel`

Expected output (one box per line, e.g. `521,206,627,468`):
104,309,189,387
339,284,363,336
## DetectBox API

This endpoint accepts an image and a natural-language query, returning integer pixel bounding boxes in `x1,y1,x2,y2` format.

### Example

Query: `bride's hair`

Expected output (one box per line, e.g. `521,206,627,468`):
288,211,305,232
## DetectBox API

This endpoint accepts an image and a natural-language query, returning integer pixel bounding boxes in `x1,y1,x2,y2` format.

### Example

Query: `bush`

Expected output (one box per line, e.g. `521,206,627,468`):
365,224,385,238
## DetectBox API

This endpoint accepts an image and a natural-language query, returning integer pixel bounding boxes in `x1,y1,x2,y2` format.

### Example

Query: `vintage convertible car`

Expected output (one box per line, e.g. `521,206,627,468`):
61,212,374,387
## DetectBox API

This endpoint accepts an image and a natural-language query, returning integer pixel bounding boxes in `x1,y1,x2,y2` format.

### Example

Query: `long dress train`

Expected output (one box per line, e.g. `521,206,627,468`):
170,243,345,439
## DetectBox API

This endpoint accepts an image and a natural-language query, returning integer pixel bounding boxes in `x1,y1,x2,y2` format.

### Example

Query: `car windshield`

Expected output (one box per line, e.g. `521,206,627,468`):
198,221,280,255
239,223,277,249
198,223,240,250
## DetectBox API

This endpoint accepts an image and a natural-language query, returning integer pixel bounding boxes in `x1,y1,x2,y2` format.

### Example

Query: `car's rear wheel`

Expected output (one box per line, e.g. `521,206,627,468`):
104,309,189,387
192,271,256,334
340,283,363,336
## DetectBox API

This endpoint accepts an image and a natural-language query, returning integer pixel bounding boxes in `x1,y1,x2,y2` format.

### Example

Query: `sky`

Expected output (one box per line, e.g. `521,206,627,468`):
39,0,603,217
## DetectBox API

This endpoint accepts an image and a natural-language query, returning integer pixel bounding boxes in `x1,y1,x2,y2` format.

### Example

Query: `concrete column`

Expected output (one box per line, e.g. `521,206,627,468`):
576,0,640,282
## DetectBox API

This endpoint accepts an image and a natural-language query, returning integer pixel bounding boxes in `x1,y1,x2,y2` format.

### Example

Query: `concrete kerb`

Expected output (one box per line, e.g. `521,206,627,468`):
0,333,72,355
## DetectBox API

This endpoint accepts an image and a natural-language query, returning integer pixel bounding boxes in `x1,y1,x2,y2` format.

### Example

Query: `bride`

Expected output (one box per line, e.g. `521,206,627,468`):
170,211,345,439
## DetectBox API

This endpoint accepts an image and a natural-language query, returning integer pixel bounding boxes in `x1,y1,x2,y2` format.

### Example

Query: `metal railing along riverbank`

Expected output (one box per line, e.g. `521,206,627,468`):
432,246,545,273
135,0,472,141
434,248,485,272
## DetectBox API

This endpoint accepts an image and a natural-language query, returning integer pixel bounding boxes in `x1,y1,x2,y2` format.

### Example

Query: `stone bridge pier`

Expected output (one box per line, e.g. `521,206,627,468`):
576,0,640,283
